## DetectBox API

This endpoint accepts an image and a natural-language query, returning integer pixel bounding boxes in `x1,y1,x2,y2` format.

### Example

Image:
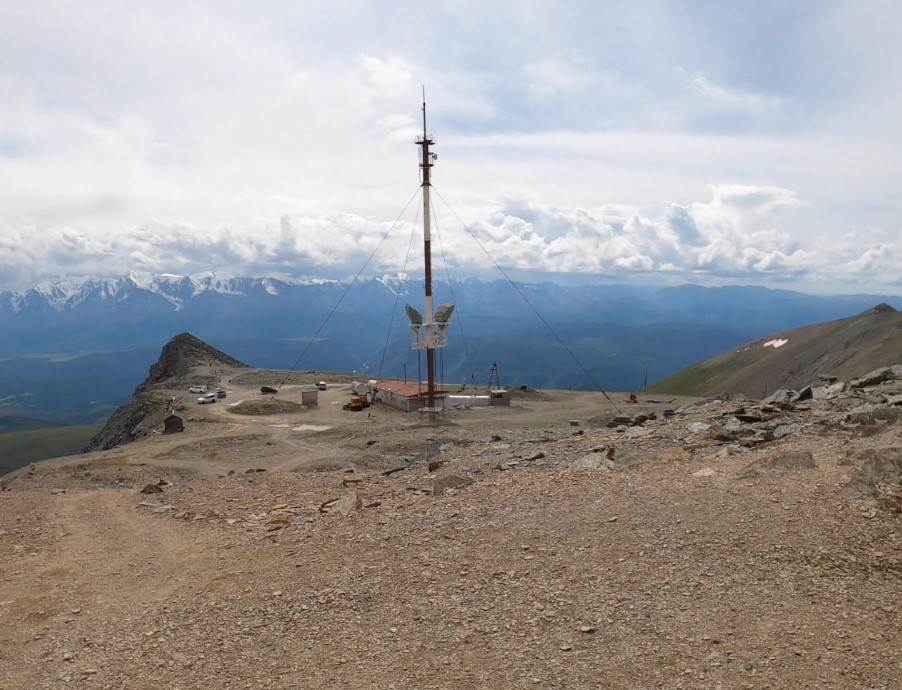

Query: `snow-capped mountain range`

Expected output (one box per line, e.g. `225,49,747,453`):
1,271,901,427
3,272,351,313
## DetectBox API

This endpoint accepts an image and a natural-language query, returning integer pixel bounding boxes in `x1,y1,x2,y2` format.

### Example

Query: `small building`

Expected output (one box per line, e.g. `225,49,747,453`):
301,390,319,406
445,388,512,408
371,380,448,413
163,411,184,434
489,389,511,406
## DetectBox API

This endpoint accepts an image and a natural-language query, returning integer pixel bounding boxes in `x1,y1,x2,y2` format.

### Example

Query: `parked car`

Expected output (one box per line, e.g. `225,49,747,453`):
316,381,327,391
189,385,207,394
197,393,217,404
215,388,227,399
261,386,278,394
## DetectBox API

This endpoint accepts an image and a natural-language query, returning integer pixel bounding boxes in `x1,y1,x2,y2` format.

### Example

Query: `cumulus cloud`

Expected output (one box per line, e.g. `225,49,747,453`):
0,180,898,294
0,1,900,295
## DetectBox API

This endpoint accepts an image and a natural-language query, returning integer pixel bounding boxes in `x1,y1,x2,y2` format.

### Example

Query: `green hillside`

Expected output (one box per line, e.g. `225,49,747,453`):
0,425,102,475
648,304,902,398
647,350,762,397
0,416,63,433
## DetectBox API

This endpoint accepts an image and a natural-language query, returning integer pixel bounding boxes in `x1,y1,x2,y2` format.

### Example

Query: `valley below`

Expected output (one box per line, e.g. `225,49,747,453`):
1,363,900,688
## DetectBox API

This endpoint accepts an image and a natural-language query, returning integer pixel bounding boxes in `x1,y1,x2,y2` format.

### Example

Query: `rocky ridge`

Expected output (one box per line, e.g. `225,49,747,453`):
81,332,247,453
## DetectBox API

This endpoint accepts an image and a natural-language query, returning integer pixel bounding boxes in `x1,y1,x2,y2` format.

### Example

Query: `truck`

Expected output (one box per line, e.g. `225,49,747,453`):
342,395,370,411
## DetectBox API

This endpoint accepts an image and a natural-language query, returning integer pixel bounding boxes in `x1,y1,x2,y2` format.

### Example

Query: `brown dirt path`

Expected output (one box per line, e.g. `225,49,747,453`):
0,485,223,688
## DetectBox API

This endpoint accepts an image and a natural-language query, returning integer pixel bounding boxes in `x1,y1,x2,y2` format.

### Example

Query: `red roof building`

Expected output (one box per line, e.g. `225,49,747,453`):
371,380,448,412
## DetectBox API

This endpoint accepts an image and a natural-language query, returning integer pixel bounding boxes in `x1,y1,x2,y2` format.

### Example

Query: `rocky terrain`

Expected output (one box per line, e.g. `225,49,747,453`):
2,352,901,688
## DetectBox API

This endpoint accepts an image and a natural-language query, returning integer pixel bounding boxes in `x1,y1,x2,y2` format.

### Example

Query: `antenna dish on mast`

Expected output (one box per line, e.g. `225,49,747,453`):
405,304,423,325
434,301,455,329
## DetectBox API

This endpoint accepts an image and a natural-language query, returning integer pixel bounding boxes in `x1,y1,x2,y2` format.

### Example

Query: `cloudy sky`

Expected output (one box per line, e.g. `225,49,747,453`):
1,1,900,293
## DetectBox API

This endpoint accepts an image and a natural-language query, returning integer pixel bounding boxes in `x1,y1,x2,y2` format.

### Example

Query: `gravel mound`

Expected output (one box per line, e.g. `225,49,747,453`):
228,399,307,415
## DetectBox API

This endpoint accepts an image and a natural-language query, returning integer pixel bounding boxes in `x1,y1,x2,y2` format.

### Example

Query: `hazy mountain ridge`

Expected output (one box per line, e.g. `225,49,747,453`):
2,273,902,428
4,273,900,341
0,416,63,433
0,273,896,362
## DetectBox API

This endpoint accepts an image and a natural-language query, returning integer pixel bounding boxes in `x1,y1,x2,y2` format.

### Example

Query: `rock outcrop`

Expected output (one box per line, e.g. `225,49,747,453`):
147,332,246,383
82,333,247,452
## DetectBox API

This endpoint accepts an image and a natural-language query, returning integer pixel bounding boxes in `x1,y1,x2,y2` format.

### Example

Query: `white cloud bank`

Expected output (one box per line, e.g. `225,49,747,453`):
3,182,896,293
0,1,900,294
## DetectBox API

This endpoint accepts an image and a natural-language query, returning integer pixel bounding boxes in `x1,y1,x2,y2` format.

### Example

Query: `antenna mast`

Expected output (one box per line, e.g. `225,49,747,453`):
406,92,454,414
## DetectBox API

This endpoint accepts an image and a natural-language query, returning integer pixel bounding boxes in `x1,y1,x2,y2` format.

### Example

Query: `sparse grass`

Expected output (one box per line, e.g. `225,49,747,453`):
0,425,102,475
0,416,61,433
648,350,760,396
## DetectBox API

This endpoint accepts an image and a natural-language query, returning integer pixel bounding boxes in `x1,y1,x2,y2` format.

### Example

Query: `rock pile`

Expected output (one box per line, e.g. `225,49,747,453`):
697,364,902,450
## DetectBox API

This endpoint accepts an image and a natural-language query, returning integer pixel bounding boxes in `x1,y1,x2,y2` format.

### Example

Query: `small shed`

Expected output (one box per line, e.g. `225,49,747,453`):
163,410,184,434
489,389,512,406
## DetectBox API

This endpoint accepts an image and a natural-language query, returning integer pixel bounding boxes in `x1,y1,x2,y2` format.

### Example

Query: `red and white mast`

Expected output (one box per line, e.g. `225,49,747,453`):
406,94,454,412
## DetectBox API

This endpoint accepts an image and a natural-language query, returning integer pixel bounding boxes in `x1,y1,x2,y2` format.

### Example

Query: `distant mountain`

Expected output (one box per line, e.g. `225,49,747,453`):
2,272,902,425
650,303,902,397
3,273,900,358
0,416,63,433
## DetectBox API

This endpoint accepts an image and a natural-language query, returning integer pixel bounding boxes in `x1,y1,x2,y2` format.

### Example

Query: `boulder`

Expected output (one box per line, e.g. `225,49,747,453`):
846,448,902,497
772,423,802,439
762,389,794,405
433,474,473,496
707,424,734,442
792,385,814,402
765,451,816,470
812,382,846,399
331,492,362,515
850,367,893,389
320,492,362,514
571,453,612,470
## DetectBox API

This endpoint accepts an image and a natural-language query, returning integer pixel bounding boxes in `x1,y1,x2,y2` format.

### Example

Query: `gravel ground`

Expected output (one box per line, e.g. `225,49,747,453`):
1,388,900,689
